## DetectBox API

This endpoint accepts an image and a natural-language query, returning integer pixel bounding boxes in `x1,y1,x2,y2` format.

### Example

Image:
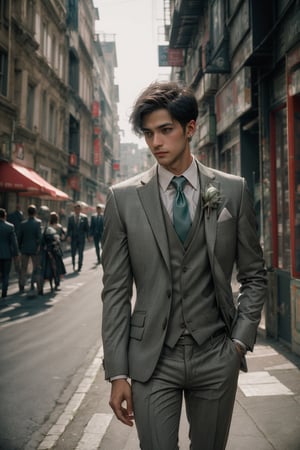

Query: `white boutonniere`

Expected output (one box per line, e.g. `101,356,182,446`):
202,185,221,218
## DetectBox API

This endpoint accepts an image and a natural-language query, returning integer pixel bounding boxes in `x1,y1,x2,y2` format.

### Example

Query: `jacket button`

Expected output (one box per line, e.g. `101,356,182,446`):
162,318,168,330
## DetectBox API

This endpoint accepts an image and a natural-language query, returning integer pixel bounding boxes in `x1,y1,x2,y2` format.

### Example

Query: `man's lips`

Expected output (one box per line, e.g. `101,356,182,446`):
154,151,168,157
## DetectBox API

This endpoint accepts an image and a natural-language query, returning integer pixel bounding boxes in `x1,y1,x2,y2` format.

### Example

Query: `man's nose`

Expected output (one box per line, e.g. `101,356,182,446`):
152,133,162,147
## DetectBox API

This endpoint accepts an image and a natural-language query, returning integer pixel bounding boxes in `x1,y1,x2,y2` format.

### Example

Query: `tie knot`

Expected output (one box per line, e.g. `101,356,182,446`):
171,176,187,192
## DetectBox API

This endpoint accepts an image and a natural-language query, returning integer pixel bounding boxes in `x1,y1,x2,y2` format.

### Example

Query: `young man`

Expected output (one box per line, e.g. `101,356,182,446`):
66,202,89,272
18,204,43,295
89,204,104,264
0,208,19,299
101,82,267,450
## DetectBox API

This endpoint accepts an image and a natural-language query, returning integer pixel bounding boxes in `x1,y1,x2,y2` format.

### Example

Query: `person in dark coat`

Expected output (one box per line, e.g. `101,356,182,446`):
7,204,23,238
7,204,23,282
0,208,19,299
89,204,104,264
41,212,66,291
66,202,89,272
18,204,43,294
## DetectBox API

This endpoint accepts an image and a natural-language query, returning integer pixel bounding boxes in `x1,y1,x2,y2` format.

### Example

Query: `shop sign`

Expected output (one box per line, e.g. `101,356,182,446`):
69,153,77,166
93,138,101,166
113,160,120,171
158,46,184,67
216,67,251,134
68,175,80,191
91,101,100,118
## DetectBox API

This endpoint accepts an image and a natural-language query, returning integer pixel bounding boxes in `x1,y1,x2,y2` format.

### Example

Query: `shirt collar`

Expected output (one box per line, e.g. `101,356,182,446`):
158,157,199,192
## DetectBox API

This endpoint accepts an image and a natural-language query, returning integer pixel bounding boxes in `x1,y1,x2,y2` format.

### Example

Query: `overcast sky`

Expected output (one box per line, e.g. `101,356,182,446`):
93,0,170,145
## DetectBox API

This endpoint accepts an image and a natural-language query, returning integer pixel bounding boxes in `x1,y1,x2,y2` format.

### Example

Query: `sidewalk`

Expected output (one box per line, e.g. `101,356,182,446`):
48,326,300,450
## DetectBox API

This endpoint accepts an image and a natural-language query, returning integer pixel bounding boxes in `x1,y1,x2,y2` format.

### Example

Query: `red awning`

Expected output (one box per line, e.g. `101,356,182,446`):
0,162,69,200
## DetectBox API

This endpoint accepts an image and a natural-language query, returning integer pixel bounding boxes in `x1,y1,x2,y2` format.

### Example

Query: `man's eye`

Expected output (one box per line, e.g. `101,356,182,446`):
144,131,152,138
162,128,172,134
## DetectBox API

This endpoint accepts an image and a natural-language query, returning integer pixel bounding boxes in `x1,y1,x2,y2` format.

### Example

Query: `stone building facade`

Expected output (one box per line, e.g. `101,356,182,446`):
165,0,300,355
0,0,119,218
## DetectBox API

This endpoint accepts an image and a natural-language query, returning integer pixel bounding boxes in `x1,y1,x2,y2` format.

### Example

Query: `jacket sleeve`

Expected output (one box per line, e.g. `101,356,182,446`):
231,179,267,351
101,188,133,379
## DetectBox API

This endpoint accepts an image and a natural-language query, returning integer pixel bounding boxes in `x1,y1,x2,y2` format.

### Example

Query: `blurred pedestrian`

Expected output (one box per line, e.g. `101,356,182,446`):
18,204,43,295
7,203,23,281
66,202,89,272
89,204,104,264
41,212,66,291
101,81,267,450
7,203,23,237
0,208,19,299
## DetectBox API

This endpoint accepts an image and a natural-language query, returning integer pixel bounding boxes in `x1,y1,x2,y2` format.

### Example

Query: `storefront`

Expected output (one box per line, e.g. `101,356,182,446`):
0,161,70,216
287,43,300,355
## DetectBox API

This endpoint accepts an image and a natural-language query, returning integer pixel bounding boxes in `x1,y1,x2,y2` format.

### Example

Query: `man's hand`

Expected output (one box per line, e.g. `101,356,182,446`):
233,341,247,358
109,379,134,427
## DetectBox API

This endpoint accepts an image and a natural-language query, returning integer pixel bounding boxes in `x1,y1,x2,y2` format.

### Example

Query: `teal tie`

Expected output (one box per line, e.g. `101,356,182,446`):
171,176,192,242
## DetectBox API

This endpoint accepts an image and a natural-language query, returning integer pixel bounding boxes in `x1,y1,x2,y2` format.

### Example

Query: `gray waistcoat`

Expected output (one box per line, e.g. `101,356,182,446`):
163,200,225,348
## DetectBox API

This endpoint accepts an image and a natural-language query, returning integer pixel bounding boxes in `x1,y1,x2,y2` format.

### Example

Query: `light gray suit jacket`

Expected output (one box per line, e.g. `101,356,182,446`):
101,161,267,382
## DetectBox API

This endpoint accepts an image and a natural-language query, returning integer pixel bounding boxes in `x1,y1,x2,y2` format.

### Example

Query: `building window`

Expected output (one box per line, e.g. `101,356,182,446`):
49,102,57,145
220,142,241,176
271,107,290,271
26,0,35,32
0,48,8,96
69,50,79,93
67,0,78,30
41,91,47,138
0,0,9,28
35,11,41,44
42,21,48,57
51,35,56,69
211,0,224,49
26,83,35,130
58,45,64,79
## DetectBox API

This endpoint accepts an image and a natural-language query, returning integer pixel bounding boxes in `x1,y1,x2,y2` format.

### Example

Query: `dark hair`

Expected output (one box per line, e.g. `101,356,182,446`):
0,208,6,219
129,81,198,136
27,204,36,216
50,212,58,224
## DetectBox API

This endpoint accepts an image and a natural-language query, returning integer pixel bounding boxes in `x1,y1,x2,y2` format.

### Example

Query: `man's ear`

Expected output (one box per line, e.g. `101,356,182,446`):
186,120,196,138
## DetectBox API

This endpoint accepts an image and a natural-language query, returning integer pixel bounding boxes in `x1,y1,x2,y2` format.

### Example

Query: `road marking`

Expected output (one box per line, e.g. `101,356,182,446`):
38,346,104,449
238,371,294,397
75,413,113,450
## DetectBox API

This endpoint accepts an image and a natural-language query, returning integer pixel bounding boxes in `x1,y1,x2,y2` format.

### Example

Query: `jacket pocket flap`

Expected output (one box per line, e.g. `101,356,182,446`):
131,311,146,327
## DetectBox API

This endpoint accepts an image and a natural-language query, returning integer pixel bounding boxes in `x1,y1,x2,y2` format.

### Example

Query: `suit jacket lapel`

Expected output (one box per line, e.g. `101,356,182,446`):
197,161,218,268
137,166,171,272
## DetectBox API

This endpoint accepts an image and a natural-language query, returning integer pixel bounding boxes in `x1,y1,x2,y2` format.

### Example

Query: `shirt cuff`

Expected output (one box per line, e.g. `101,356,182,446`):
109,375,127,382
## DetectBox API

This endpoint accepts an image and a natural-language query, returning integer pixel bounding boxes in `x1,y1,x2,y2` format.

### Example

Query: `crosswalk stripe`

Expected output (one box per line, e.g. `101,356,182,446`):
37,346,103,449
75,413,113,450
238,371,294,396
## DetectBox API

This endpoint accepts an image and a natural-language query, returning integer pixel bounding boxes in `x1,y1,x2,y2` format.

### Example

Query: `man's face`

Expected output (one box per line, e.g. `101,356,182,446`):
141,109,195,175
75,206,81,215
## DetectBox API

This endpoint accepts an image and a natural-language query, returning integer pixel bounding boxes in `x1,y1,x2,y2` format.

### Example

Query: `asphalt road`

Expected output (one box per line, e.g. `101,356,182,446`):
0,248,103,450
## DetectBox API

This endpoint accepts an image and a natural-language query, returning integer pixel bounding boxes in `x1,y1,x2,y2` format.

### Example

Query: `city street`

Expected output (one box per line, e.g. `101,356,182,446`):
0,248,300,450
